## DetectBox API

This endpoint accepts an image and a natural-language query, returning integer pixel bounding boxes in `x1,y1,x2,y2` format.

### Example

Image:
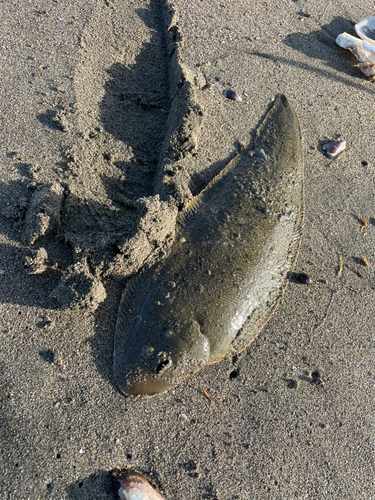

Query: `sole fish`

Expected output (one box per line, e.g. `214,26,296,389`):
114,94,304,395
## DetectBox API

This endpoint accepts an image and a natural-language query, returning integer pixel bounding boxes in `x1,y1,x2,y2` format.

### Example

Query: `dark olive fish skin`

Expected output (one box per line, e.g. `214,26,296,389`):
114,94,304,395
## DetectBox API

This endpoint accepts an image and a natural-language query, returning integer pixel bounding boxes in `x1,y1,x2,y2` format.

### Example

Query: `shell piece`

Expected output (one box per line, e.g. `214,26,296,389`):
336,32,375,62
336,30,375,79
253,149,268,161
359,61,375,80
355,17,375,47
114,471,165,500
223,89,242,101
322,140,346,158
114,94,304,396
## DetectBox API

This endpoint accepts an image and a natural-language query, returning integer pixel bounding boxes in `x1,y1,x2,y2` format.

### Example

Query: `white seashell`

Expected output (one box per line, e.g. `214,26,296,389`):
335,33,375,63
322,140,346,158
355,17,375,47
114,471,165,500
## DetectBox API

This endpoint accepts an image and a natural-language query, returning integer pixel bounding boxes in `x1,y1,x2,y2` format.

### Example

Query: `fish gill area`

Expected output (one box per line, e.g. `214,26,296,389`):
10,0,205,312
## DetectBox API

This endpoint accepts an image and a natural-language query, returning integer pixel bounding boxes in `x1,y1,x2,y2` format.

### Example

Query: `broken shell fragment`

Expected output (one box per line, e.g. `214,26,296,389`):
223,89,242,101
335,32,375,63
355,17,375,46
359,61,375,79
322,140,346,158
114,470,165,500
254,149,267,161
336,30,375,79
248,148,267,162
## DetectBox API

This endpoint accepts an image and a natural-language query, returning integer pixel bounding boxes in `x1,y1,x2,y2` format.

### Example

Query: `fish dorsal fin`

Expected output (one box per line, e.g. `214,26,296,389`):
176,153,241,228
176,194,201,227
117,269,154,329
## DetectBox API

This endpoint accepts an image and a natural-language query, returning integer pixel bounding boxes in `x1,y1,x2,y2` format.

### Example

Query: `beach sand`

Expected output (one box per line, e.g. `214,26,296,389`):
0,0,374,498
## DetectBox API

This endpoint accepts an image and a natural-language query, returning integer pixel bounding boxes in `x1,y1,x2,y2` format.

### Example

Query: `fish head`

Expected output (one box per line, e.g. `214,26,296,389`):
114,318,210,396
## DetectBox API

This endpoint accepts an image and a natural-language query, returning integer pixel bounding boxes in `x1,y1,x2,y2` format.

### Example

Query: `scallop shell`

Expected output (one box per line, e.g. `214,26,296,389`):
355,17,375,47
114,471,165,500
322,140,346,158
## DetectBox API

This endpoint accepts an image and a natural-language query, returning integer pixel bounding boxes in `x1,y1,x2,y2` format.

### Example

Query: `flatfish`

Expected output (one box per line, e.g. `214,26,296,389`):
114,94,304,395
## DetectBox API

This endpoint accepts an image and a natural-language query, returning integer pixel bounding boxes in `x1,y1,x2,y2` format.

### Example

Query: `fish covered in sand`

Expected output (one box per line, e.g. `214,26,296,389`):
114,94,304,395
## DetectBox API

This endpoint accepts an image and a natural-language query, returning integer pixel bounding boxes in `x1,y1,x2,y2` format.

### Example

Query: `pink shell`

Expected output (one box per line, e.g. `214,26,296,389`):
322,140,346,158
114,470,165,500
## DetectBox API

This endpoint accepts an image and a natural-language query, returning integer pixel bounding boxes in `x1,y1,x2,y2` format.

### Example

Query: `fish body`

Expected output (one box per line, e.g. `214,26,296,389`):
114,94,304,395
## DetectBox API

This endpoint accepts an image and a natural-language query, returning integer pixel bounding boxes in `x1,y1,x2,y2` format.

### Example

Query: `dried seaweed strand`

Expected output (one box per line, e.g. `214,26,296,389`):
202,388,216,409
337,255,343,277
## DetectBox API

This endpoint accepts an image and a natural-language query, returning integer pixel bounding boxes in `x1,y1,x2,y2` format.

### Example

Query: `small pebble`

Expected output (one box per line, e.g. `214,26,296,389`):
288,379,299,389
179,413,188,424
297,273,313,284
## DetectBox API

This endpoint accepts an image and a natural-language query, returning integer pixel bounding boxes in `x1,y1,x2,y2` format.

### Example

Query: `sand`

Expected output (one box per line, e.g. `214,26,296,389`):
0,0,374,498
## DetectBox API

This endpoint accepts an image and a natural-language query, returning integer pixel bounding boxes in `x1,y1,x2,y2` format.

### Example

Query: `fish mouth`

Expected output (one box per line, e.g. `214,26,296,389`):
120,377,174,396
114,350,176,396
114,320,210,396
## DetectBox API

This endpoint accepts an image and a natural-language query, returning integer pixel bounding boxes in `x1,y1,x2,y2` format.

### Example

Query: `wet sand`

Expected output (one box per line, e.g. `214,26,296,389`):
0,0,374,498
